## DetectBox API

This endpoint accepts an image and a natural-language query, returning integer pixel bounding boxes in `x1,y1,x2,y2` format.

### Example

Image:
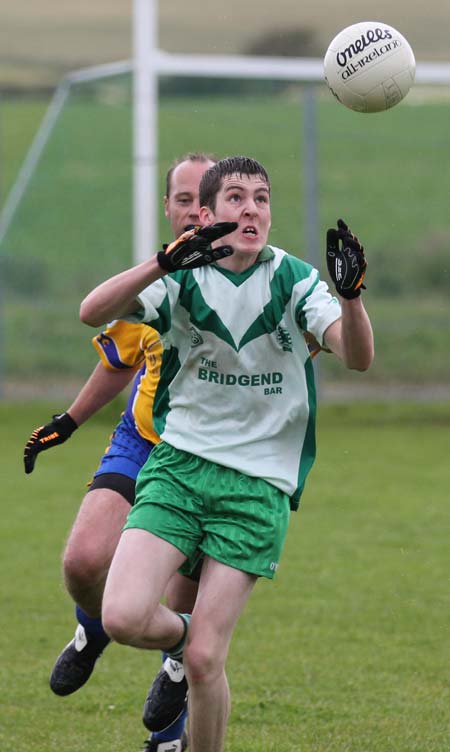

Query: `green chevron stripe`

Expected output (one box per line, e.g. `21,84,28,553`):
290,356,317,511
294,273,320,331
170,255,316,352
152,346,181,437
146,290,173,336
177,273,238,350
239,254,313,349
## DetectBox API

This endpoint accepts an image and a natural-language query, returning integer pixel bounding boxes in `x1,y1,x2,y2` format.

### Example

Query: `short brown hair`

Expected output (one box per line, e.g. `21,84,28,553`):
165,152,218,197
199,156,271,210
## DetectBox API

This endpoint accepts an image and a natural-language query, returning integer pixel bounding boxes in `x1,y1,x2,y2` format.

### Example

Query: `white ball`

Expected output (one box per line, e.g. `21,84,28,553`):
324,21,416,113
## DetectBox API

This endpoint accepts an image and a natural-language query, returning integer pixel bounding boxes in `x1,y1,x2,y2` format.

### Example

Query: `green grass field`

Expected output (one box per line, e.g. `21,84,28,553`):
2,89,450,391
1,402,449,751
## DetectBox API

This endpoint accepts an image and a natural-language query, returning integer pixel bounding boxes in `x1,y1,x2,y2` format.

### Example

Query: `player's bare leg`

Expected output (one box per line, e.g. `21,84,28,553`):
63,488,129,616
165,571,199,613
102,529,194,750
143,571,199,736
184,556,257,752
102,528,189,650
102,529,197,752
50,488,129,695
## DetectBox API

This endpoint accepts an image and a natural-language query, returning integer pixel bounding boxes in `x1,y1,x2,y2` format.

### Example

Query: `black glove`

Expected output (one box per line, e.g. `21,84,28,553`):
157,222,237,272
326,218,367,299
23,412,78,474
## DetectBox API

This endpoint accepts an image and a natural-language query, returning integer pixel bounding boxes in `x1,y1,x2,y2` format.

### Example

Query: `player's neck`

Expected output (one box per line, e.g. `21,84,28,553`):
216,249,260,274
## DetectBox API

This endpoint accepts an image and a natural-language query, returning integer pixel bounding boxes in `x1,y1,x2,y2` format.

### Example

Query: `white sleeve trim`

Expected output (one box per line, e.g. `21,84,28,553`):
296,274,342,346
124,279,168,323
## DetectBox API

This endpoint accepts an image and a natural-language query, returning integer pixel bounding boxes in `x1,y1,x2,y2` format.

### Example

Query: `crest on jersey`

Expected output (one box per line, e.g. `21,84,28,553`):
275,325,293,352
190,326,204,347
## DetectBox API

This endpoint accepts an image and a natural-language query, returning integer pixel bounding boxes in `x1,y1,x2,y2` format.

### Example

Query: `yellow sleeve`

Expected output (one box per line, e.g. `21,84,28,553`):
91,320,159,371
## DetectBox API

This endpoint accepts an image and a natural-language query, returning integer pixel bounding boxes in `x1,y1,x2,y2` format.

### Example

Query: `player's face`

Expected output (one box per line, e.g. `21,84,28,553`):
165,159,215,238
199,172,271,263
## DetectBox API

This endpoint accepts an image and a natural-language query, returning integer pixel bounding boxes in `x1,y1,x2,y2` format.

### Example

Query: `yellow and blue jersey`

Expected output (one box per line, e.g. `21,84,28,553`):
92,320,163,444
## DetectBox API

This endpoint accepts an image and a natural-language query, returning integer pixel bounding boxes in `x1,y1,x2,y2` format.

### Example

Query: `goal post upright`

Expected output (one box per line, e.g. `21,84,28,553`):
133,0,158,264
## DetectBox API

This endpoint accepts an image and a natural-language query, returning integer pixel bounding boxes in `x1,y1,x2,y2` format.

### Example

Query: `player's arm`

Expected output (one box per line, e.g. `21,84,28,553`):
66,361,137,425
80,256,163,327
323,299,374,371
80,223,236,327
323,218,374,371
23,362,136,474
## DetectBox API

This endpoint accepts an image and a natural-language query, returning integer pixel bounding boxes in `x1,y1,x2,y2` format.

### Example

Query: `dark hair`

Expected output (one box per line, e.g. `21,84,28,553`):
165,152,218,197
199,156,271,210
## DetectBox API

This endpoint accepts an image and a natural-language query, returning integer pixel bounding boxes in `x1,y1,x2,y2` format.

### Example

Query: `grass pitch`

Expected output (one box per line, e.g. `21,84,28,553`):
1,401,449,751
2,93,450,390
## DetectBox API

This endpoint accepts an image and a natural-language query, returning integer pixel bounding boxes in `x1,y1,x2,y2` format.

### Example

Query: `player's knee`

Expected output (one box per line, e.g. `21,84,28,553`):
63,544,110,590
102,602,136,644
183,637,224,684
102,594,158,645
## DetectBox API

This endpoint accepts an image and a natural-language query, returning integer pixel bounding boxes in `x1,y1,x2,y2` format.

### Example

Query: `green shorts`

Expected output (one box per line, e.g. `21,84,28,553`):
124,442,290,579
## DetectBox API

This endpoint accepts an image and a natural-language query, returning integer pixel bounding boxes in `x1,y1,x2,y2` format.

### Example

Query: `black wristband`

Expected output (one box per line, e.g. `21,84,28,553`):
339,288,361,300
53,412,78,434
157,251,172,273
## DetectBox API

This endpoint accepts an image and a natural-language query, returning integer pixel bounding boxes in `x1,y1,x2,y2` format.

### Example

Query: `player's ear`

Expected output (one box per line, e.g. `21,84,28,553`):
163,195,169,219
199,205,214,225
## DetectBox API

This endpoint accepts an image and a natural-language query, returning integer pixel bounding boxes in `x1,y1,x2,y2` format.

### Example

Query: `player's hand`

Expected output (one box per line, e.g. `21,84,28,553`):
157,222,237,272
326,218,367,299
23,412,78,474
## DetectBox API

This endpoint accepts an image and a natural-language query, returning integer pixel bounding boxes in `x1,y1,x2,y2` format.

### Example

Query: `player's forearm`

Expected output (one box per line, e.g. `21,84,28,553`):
66,362,136,426
339,297,374,371
80,256,164,327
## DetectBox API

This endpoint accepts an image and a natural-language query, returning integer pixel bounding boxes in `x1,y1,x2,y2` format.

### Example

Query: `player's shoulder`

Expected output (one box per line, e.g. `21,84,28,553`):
268,245,316,281
100,319,147,339
93,319,160,359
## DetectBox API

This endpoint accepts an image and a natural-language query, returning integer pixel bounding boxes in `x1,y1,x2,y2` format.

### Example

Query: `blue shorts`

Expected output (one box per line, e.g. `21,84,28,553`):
93,413,154,482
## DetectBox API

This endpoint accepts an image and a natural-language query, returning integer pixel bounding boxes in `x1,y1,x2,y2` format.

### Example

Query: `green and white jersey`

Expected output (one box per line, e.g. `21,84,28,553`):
128,245,341,509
